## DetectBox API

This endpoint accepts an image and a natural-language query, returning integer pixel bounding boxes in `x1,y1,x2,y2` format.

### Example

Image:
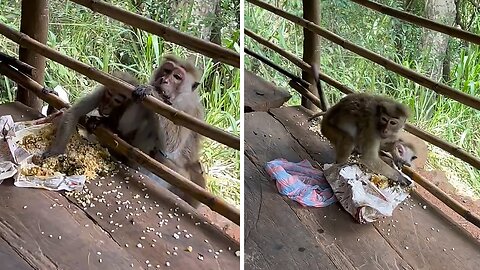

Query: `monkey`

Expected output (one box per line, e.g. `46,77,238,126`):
137,55,206,208
320,92,411,186
380,139,417,169
41,71,139,158
309,111,417,169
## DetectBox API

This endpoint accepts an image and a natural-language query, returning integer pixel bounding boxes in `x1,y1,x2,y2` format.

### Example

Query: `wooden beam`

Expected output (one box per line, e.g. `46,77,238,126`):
244,48,309,88
404,124,480,169
0,22,240,150
301,0,321,111
245,28,356,94
246,0,480,111
16,0,48,110
0,51,35,75
0,62,240,225
69,0,239,68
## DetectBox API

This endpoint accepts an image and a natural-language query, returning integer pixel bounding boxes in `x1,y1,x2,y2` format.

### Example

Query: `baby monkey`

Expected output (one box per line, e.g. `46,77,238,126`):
320,93,411,186
380,139,417,169
42,71,139,158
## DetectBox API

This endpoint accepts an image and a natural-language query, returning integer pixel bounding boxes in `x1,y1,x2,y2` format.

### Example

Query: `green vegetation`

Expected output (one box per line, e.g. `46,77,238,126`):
246,0,480,198
0,0,240,206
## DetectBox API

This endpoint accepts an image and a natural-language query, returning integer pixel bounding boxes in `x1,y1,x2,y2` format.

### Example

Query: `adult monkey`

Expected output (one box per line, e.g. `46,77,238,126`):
135,55,206,208
321,93,411,186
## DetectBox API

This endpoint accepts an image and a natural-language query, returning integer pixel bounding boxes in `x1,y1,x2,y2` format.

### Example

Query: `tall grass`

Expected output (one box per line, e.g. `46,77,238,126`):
0,0,240,206
245,0,480,198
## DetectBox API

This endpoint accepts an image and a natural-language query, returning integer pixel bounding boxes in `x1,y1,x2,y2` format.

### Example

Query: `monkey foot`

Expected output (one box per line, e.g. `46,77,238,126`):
132,85,154,101
41,87,57,95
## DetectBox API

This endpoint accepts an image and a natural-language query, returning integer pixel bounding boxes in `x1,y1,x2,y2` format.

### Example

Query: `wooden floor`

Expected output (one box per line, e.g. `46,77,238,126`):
244,106,480,270
0,102,239,270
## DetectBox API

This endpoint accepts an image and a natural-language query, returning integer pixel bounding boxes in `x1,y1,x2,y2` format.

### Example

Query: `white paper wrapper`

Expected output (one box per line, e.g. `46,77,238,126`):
324,163,413,223
15,160,85,191
0,115,19,184
0,115,86,191
0,161,17,184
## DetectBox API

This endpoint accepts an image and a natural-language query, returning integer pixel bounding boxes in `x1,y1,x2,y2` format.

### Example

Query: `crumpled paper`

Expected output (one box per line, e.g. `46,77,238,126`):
323,163,413,223
0,115,85,191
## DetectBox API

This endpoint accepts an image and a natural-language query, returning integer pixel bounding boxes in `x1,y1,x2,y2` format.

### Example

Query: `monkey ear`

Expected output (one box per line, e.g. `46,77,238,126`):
192,82,200,91
396,144,405,156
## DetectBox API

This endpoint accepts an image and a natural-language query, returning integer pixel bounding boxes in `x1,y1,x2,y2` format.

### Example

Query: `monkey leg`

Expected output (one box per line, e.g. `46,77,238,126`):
180,161,206,209
334,136,355,164
41,87,60,115
321,119,354,163
161,157,205,209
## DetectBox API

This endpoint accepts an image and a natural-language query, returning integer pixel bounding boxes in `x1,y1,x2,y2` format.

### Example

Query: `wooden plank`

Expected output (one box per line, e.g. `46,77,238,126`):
245,111,412,269
0,237,33,270
64,165,240,270
0,101,43,121
244,70,291,112
0,102,240,269
0,181,144,269
270,106,335,165
1,103,143,269
244,157,338,270
270,106,480,269
372,193,480,269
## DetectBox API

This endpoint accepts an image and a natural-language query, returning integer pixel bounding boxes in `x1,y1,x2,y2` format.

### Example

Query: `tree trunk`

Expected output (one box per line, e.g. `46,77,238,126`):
193,0,221,40
422,0,455,81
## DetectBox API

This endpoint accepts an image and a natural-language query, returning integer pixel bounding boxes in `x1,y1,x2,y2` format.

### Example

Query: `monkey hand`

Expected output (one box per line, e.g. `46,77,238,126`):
165,150,180,161
395,172,413,187
40,148,63,160
85,115,103,133
132,85,155,101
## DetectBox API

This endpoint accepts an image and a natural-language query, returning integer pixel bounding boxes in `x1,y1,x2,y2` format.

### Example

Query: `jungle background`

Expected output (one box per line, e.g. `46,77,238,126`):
245,0,480,199
0,0,240,207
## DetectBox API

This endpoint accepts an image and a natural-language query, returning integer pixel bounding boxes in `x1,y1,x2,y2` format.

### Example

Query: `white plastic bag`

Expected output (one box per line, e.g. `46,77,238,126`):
324,163,413,223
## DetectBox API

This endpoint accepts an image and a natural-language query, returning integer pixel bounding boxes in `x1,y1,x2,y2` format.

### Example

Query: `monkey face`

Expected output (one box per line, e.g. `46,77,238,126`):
393,142,417,167
152,61,187,103
377,103,407,139
99,89,127,116
378,114,402,138
152,60,201,104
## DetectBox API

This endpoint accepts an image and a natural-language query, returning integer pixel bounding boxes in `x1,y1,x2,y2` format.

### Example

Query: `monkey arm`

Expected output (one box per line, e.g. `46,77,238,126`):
43,88,104,157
